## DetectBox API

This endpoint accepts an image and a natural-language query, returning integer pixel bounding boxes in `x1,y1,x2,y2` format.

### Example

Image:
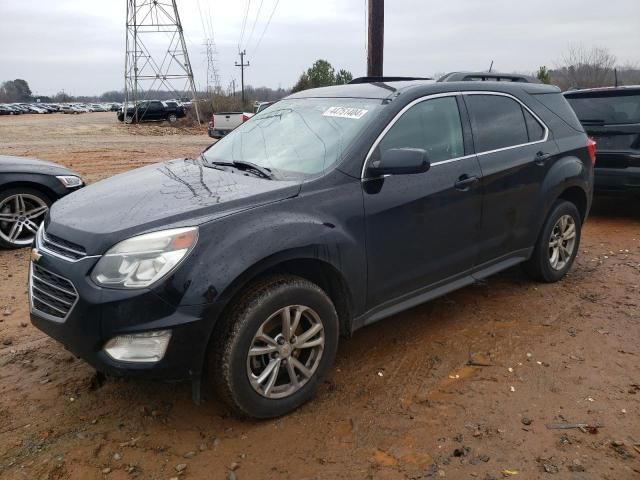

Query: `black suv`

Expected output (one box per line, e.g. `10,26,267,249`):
117,100,186,123
30,80,593,418
564,86,640,193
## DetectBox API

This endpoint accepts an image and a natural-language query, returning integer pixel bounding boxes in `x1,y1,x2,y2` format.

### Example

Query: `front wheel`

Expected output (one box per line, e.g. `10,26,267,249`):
210,275,339,418
0,188,50,249
167,114,177,123
523,200,582,283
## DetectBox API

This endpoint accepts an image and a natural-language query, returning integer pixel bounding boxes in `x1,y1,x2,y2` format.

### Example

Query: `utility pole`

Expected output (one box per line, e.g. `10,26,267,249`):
367,0,384,77
124,0,200,122
235,50,249,105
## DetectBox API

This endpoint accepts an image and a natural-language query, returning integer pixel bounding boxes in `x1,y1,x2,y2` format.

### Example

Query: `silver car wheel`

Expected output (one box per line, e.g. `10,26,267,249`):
548,214,576,271
0,193,48,247
246,305,325,399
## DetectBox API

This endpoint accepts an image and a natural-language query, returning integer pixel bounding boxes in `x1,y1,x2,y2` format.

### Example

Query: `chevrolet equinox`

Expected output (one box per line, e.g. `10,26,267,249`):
29,79,594,418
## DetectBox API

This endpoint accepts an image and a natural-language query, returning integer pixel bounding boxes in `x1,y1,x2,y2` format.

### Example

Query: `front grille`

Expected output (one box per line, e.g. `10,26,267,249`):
41,230,86,260
30,264,78,321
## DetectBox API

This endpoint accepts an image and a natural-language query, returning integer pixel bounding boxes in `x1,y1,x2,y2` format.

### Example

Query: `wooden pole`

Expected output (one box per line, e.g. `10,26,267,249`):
367,0,384,77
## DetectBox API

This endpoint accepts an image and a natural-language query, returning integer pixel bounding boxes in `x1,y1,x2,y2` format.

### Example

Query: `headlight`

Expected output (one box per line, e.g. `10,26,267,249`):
56,175,84,188
91,227,198,289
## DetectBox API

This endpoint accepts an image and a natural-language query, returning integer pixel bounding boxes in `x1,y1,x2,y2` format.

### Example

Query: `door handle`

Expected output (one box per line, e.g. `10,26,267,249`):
535,151,552,166
454,174,479,191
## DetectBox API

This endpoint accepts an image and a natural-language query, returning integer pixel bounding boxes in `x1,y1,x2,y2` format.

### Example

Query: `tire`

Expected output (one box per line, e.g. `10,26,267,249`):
523,200,582,283
210,275,339,418
0,187,51,249
124,115,134,124
168,114,177,123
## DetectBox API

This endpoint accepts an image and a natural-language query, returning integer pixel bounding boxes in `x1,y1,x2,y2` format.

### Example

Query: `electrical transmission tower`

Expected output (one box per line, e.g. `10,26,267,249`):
124,0,200,122
203,38,221,95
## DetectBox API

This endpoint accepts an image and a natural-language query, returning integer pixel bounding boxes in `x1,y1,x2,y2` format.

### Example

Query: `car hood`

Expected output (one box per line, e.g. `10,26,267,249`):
0,155,79,176
46,158,301,255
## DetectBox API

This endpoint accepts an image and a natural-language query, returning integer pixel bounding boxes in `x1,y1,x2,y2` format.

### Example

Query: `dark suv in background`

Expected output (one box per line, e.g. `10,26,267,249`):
30,79,593,418
117,100,186,123
564,86,640,193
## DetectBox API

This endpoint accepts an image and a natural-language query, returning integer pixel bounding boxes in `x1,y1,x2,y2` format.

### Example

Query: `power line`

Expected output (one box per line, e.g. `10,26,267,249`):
238,0,251,51
196,0,211,38
245,0,265,49
253,0,279,53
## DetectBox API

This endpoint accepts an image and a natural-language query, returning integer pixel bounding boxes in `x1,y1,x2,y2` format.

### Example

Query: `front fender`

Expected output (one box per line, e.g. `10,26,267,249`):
0,172,70,199
152,173,367,319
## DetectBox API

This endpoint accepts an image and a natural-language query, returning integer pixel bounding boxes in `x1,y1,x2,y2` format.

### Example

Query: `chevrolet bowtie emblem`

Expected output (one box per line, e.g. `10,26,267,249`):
31,248,42,263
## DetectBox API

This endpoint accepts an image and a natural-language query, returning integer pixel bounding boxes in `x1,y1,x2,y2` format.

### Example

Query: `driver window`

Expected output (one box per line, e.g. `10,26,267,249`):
379,96,464,163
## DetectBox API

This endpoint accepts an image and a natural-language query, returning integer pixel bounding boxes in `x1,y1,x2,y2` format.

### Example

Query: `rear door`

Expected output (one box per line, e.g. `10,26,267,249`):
146,101,165,120
463,92,557,266
363,94,483,308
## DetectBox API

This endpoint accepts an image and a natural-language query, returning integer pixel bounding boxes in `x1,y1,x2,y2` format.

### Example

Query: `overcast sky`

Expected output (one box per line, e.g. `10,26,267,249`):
0,0,639,97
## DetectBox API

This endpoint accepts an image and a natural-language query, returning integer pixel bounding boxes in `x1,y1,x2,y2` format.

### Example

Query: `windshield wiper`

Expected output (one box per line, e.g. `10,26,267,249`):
232,160,273,179
205,158,273,179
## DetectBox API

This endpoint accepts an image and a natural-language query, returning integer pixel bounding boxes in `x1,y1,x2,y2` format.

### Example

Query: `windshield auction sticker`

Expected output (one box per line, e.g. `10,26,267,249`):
323,106,369,120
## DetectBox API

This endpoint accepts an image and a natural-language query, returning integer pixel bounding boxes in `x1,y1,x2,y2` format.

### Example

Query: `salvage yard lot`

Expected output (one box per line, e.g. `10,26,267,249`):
0,113,639,479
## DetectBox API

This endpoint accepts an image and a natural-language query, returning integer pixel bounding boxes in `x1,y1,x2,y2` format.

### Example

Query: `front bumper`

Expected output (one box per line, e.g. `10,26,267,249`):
28,249,216,380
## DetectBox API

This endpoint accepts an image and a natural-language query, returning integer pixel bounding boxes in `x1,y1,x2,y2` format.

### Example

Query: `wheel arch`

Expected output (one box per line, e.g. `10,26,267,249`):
0,180,57,203
214,252,355,338
557,185,588,223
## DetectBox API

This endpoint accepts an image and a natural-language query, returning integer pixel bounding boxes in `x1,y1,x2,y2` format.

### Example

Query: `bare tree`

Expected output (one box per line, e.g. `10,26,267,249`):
553,44,616,89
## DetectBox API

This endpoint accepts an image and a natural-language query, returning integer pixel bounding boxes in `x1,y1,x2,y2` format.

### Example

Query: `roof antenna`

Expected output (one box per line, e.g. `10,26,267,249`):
614,68,618,87
488,60,494,72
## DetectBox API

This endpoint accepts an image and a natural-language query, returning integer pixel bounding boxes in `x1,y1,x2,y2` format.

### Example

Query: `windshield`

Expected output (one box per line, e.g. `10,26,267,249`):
203,98,383,176
566,93,640,125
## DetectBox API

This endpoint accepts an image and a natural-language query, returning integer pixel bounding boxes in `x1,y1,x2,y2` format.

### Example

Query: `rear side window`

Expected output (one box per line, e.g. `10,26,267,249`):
523,109,545,141
535,93,584,131
465,94,528,152
565,93,640,125
379,96,464,162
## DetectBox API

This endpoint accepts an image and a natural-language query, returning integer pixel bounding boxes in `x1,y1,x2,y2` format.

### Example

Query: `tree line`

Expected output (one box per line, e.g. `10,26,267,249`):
2,46,638,106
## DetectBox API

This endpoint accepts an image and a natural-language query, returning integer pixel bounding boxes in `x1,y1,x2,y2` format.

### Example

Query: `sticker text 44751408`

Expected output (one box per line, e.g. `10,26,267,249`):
322,106,369,120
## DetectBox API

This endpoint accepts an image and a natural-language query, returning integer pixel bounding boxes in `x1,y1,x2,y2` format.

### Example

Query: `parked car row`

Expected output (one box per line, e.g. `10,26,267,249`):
0,102,122,115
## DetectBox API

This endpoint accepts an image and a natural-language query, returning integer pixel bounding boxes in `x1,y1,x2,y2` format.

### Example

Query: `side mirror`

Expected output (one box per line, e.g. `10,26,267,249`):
366,148,431,177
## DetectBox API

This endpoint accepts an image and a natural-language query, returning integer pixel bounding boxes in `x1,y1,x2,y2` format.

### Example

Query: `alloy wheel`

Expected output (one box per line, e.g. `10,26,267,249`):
246,305,325,399
548,214,576,270
0,194,48,247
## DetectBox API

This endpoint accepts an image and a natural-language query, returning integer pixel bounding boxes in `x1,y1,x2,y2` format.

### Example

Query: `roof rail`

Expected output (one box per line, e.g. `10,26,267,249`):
348,76,432,84
438,72,540,84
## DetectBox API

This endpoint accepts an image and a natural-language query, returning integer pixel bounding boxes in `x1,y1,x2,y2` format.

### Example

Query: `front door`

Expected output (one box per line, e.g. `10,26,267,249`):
363,95,483,309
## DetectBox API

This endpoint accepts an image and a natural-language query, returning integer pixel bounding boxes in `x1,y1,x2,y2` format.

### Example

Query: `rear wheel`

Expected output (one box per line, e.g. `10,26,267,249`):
0,188,50,249
168,114,178,123
523,200,581,282
210,275,339,418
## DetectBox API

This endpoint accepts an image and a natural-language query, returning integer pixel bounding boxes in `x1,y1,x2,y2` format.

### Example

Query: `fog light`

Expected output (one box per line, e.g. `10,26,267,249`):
104,330,172,363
